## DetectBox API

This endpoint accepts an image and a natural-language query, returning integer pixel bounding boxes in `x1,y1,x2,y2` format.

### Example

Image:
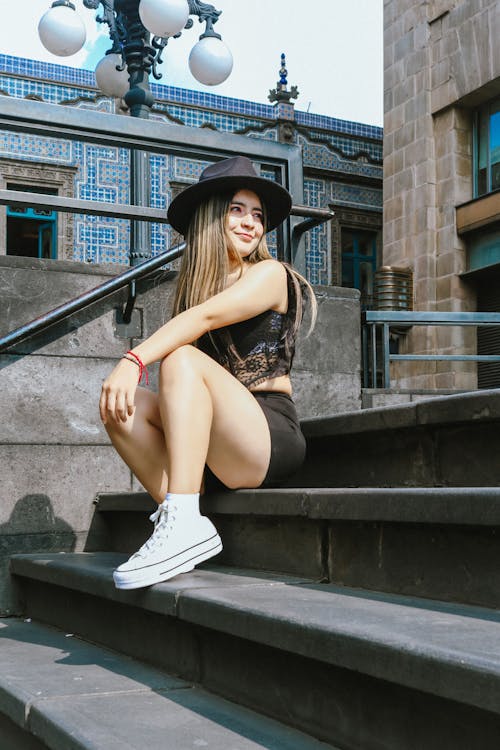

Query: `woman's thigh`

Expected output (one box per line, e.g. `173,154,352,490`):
160,346,271,489
205,371,271,489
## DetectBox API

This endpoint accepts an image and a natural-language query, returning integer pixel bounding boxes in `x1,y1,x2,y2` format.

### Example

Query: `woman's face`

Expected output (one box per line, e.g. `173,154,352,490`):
225,189,264,259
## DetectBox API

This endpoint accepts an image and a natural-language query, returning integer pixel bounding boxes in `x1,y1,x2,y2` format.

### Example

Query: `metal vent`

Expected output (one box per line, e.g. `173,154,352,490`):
374,266,413,311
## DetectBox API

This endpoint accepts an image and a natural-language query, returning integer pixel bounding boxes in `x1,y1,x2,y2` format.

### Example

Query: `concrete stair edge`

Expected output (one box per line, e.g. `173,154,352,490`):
0,617,334,750
92,487,500,610
96,487,500,526
10,551,500,716
301,387,500,437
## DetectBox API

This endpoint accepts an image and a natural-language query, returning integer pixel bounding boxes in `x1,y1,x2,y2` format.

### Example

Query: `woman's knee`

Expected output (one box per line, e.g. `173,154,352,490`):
159,345,201,385
102,416,130,438
102,387,160,435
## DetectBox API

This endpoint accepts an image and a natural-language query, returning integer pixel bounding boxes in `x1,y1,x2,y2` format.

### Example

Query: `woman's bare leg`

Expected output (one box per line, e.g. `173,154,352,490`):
105,345,271,500
159,345,271,493
106,345,272,589
104,387,169,504
105,346,271,504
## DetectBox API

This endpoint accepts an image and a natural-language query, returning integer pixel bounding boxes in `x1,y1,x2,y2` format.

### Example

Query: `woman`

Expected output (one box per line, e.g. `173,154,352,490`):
99,155,316,590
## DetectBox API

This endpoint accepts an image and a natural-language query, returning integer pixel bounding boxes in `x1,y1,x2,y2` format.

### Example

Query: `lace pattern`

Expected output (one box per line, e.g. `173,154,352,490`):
198,266,301,388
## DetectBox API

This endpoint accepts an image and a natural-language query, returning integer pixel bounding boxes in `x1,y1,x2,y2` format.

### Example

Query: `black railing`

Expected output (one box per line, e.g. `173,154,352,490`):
0,243,184,353
0,202,334,353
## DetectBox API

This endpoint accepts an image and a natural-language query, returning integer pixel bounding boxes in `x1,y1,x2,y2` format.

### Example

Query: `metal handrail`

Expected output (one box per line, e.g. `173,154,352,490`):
363,310,500,388
0,204,334,354
0,190,334,225
0,243,185,353
0,189,170,224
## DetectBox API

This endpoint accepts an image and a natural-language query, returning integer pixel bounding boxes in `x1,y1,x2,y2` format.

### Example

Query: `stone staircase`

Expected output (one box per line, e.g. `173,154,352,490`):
3,389,500,749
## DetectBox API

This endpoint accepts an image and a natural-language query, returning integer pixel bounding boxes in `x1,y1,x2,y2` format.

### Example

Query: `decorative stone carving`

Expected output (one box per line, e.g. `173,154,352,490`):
278,122,296,144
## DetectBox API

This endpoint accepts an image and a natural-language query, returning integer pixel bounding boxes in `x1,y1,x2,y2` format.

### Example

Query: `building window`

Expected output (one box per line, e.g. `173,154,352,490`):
6,185,58,259
341,228,377,308
474,98,500,197
0,160,77,260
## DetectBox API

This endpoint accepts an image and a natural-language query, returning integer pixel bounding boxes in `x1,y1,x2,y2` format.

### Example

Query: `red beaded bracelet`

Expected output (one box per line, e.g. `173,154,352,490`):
123,350,149,385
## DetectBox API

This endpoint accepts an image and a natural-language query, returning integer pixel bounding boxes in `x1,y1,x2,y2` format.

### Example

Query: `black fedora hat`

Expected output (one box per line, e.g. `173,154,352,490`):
167,155,292,235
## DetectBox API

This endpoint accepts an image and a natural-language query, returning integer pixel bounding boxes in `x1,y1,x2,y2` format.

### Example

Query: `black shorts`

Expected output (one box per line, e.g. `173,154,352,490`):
204,391,306,492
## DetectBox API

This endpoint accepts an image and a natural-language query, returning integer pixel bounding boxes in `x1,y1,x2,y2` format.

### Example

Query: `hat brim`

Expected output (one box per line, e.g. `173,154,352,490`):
167,175,292,235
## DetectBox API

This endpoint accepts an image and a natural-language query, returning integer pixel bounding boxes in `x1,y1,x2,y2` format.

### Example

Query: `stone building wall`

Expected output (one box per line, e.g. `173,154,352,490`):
383,0,500,389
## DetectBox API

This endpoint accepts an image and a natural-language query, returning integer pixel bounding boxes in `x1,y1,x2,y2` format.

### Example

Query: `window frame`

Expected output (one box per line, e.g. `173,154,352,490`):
6,185,58,260
340,226,378,309
0,159,77,260
473,98,500,198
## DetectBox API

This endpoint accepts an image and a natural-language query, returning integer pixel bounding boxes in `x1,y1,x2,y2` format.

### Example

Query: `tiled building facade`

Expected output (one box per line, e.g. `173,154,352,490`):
0,54,382,295
384,0,500,389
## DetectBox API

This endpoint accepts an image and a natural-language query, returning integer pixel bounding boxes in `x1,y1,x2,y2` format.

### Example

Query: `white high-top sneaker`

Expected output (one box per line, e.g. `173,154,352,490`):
113,496,222,590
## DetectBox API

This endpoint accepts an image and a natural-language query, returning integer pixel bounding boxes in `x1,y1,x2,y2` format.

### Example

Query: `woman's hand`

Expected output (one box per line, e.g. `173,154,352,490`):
99,358,139,425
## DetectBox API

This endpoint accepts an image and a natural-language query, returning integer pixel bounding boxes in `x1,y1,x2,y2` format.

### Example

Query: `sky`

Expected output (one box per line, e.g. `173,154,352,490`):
1,0,383,127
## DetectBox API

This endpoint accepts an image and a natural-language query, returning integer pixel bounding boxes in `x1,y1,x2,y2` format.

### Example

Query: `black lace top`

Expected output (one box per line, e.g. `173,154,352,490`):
197,265,300,389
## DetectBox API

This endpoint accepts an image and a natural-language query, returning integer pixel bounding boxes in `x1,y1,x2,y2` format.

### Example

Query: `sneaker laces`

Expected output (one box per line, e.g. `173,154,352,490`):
131,503,177,559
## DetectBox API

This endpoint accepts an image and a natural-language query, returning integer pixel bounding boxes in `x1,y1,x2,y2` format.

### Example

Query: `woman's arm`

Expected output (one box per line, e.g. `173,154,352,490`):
99,260,286,423
133,260,286,365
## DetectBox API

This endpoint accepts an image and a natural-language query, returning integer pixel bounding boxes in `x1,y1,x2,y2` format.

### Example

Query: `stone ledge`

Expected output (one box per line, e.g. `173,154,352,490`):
10,552,500,716
0,255,128,277
98,487,500,526
0,617,328,750
301,389,500,437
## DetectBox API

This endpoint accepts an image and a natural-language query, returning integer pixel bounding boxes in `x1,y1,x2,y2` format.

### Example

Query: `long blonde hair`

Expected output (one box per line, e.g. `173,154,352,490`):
172,191,317,336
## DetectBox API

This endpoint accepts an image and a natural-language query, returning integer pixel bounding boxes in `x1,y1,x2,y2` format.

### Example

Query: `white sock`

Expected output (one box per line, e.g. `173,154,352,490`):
164,492,200,514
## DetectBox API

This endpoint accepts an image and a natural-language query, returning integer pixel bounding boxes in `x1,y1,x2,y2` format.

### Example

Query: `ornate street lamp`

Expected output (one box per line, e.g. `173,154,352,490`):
38,0,233,117
37,0,233,274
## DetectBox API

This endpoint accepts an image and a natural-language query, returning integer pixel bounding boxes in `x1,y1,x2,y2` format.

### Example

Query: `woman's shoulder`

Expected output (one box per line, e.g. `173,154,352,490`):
245,259,287,282
242,260,289,315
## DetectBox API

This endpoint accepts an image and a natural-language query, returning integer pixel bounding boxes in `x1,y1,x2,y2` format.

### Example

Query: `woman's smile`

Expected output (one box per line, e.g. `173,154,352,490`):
226,189,264,257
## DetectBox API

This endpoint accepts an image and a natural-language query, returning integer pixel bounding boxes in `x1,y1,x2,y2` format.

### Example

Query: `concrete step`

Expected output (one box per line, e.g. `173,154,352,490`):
0,617,334,750
297,389,500,487
95,487,500,609
10,552,500,750
361,388,473,409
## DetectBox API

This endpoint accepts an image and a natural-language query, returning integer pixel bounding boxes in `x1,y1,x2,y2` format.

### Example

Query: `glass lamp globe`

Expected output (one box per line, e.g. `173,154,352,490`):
38,1,86,57
95,54,129,98
189,36,233,86
139,0,190,38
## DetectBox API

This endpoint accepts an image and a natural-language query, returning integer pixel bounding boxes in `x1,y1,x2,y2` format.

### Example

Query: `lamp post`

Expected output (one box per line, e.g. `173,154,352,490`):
37,0,233,267
38,0,233,113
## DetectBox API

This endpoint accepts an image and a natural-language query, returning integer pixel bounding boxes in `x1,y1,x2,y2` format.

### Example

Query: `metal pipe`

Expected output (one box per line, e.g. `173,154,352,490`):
122,279,137,324
0,190,331,223
290,205,335,220
362,311,500,389
0,243,185,353
0,189,168,223
1,154,334,352
382,323,390,388
291,209,335,272
371,324,377,388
